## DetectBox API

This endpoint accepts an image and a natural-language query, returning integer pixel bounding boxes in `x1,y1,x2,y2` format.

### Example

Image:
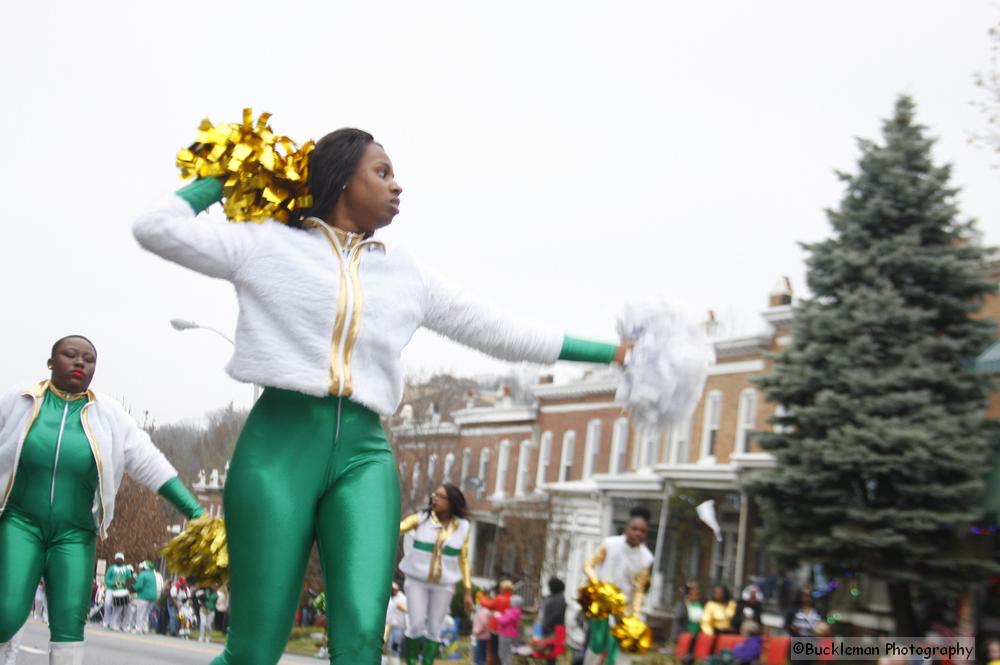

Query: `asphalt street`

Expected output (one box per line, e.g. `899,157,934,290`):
12,620,320,665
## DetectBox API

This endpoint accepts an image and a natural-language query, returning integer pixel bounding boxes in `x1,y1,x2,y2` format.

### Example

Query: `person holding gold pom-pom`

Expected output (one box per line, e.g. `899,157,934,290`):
0,335,204,665
581,506,655,665
132,113,631,665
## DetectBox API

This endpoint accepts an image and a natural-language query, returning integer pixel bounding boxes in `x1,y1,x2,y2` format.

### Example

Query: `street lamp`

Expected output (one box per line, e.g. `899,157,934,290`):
169,318,260,401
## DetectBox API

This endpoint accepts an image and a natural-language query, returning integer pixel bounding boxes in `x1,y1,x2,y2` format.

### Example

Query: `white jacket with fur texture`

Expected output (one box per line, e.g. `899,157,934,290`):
133,196,564,415
0,381,179,538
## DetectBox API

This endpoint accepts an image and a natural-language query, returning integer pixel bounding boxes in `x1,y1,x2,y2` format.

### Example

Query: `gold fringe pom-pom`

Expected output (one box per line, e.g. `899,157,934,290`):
577,580,627,620
177,108,314,224
161,514,228,588
611,615,653,654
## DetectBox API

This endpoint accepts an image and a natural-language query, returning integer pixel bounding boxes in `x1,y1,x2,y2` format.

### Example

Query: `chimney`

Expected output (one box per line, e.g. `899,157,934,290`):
769,277,793,307
704,310,720,337
464,389,477,409
497,383,513,407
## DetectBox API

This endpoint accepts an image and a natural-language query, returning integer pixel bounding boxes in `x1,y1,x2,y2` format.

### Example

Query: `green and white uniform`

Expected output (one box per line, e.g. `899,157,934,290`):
132,178,618,665
103,560,134,630
0,381,202,663
132,562,159,634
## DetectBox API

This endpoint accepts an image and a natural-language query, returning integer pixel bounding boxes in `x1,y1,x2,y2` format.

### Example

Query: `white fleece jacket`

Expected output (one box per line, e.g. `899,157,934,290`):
133,196,564,415
0,381,179,538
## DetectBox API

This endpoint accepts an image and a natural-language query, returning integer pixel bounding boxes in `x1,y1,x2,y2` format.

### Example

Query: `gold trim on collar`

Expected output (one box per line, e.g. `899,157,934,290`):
341,239,384,395
24,379,96,403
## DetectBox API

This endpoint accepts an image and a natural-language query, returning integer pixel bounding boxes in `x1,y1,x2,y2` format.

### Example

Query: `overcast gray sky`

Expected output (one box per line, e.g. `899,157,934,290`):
2,1,998,424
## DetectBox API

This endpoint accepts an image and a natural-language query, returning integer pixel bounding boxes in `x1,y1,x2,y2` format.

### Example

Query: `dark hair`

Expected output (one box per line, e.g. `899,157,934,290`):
425,482,470,520
51,335,97,357
296,128,374,226
629,506,651,523
547,577,565,595
713,584,731,603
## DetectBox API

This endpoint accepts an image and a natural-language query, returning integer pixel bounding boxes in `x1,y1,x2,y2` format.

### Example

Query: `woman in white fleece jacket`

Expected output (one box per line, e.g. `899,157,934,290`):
133,128,625,665
0,335,203,665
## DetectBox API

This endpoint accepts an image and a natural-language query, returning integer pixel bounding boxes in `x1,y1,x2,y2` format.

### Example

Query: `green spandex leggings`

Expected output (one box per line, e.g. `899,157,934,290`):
0,511,95,643
211,388,400,665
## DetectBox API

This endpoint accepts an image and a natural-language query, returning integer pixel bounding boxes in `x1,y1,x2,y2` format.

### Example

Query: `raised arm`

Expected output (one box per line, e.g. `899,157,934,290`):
132,179,262,280
582,543,607,584
629,566,652,617
399,513,420,534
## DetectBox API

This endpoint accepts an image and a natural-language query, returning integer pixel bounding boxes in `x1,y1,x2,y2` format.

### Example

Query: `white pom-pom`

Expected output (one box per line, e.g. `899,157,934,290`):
615,301,714,429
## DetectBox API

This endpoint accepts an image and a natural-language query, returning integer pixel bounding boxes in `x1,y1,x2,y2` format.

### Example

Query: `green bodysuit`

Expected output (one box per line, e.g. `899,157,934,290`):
173,178,619,665
0,386,202,644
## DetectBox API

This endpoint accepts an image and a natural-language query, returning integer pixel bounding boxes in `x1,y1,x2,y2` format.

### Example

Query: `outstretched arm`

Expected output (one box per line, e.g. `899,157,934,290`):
582,543,607,584
420,264,627,366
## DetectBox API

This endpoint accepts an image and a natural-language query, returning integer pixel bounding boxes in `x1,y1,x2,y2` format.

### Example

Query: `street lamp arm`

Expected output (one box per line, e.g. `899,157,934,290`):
169,319,235,346
198,325,235,347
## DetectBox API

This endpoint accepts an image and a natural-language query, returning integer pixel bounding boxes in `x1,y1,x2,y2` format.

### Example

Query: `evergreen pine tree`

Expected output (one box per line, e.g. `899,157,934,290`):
747,96,997,634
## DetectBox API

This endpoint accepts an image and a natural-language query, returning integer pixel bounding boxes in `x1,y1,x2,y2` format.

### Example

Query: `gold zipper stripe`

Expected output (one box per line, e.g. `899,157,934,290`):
342,244,370,396
312,224,350,395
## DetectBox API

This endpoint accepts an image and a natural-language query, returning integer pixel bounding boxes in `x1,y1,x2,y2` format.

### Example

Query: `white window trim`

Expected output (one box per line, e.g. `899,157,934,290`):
735,388,757,454
668,418,693,464
410,464,421,500
514,439,532,496
443,452,456,483
477,448,491,498
460,448,472,485
493,440,511,498
700,390,722,463
641,427,662,468
535,431,553,490
559,431,576,482
583,419,602,479
610,418,629,474
427,453,438,484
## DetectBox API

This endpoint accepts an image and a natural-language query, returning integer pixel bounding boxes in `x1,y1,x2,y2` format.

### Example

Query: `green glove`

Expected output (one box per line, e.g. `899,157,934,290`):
176,178,224,214
559,335,618,364
158,476,205,519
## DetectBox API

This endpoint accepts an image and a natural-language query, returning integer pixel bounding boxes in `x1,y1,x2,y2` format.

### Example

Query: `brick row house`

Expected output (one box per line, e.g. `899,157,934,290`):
390,279,797,630
392,252,1000,634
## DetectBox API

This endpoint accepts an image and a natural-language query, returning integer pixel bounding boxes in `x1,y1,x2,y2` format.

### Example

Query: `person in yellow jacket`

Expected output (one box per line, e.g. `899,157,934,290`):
398,483,472,665
699,584,737,635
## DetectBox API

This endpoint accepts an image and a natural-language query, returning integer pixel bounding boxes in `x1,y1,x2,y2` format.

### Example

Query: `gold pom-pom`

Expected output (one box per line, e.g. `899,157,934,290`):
577,580,627,620
161,514,228,587
177,108,314,224
611,615,653,654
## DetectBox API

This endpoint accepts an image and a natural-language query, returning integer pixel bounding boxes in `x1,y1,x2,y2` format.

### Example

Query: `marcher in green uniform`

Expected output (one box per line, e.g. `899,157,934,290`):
103,552,134,630
132,128,627,665
0,336,204,665
131,561,160,634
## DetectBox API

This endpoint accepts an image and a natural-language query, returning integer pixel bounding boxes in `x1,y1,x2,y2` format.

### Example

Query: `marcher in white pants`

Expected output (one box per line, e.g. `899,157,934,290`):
398,484,475,665
33,583,48,623
384,582,408,665
101,587,113,629
131,561,159,635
